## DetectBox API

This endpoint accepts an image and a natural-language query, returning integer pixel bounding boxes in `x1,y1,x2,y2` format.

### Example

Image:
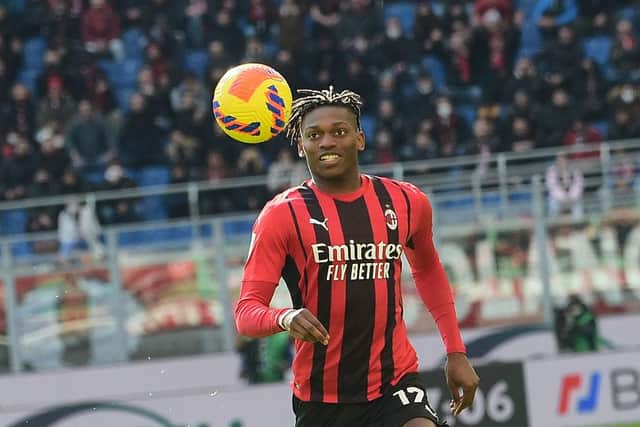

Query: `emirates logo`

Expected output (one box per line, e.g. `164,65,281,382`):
385,208,398,230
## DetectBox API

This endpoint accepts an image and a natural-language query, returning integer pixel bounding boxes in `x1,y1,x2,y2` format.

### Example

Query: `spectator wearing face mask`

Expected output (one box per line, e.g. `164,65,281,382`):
431,95,470,157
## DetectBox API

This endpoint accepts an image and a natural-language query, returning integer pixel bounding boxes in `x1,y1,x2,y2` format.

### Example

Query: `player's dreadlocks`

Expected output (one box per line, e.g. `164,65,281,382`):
284,86,363,144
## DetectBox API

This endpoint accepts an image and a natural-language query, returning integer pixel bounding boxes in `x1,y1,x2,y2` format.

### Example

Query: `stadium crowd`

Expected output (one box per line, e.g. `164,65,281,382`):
0,0,639,233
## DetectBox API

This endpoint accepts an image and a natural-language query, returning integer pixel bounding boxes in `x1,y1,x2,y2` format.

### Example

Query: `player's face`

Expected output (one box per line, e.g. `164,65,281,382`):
298,106,365,187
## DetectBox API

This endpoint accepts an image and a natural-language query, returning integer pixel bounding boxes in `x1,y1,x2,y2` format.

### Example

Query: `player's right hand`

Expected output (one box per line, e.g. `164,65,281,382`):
280,308,329,345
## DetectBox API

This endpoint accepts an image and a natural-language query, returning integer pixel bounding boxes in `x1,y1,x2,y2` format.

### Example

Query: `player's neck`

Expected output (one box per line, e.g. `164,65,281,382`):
311,170,362,195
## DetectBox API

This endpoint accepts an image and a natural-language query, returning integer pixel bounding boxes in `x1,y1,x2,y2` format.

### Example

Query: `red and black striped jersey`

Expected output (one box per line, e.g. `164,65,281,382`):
238,174,465,403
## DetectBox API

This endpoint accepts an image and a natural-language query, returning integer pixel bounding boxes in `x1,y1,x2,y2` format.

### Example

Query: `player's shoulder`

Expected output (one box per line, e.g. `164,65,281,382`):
370,175,427,199
259,185,307,218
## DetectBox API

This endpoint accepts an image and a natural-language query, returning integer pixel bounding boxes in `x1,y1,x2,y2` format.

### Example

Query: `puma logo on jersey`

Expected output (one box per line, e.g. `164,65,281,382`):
309,217,329,231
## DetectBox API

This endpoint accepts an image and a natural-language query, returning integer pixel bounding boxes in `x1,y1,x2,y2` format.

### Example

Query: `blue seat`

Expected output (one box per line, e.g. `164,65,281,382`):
583,36,612,66
115,87,136,112
183,50,209,80
136,166,170,187
360,114,376,139
17,69,39,94
383,3,415,36
107,58,142,89
122,29,147,59
456,104,477,125
135,167,170,221
591,121,609,137
421,56,446,91
22,36,47,72
482,192,502,208
0,209,28,235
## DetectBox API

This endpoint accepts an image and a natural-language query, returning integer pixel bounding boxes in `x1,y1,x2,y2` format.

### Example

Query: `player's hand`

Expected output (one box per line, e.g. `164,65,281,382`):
280,308,329,345
445,352,480,416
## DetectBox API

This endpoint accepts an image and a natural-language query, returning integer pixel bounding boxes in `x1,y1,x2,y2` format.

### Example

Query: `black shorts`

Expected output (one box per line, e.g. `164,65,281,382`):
292,373,448,427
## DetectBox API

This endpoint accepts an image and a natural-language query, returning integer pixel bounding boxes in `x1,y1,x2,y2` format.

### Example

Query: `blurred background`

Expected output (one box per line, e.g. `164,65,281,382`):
0,0,639,426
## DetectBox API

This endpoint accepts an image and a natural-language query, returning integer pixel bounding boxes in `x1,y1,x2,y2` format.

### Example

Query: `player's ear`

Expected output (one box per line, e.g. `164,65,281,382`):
296,141,305,158
356,130,365,152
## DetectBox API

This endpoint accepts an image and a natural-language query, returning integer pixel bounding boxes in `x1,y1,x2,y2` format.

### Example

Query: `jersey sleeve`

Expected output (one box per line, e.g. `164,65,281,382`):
234,200,292,338
402,183,466,354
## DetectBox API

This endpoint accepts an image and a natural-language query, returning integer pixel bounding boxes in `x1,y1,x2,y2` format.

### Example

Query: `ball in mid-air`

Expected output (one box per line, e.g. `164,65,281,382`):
212,63,293,144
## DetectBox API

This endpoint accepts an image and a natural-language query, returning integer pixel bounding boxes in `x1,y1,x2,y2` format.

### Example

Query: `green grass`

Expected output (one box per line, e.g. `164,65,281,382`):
599,424,640,427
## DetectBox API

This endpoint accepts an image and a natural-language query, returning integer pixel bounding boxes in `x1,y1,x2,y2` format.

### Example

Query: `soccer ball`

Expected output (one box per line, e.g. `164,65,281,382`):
212,63,293,144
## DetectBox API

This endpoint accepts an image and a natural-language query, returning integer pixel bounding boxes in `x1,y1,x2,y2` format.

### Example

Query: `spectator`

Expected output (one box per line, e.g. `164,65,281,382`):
91,74,117,117
546,152,584,220
183,0,210,49
277,0,306,54
170,71,208,114
370,127,397,164
400,126,439,162
242,37,270,64
118,93,165,169
27,210,58,254
207,8,246,60
309,0,341,41
404,72,437,124
475,0,513,22
36,122,71,181
610,19,640,81
29,169,59,199
266,147,307,194
81,0,124,61
136,66,172,130
246,0,276,40
563,117,604,157
4,83,36,139
610,147,637,201
59,168,85,195
0,32,23,83
607,107,640,141
65,99,115,172
35,50,69,99
536,87,576,148
414,3,443,50
234,147,267,211
144,41,173,91
502,58,542,104
572,58,607,122
467,117,502,155
167,164,190,218
57,198,103,259
98,162,138,224
337,0,384,48
532,0,578,39
200,150,234,214
36,76,77,129
375,98,404,138
431,95,470,157
506,116,535,153
538,25,583,89
0,134,37,201
165,129,204,174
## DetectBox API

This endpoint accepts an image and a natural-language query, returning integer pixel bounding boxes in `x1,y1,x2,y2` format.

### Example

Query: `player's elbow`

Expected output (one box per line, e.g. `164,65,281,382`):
233,299,264,338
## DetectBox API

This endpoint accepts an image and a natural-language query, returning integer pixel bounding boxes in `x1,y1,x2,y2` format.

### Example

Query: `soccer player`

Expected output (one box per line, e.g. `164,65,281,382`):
234,86,480,427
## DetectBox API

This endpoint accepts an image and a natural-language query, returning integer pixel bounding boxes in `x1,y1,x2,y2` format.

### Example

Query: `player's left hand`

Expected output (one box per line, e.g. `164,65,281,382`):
445,352,480,416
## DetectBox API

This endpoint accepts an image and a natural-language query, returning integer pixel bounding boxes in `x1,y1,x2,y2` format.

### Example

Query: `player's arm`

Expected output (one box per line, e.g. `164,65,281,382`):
403,188,465,355
403,185,479,415
234,202,329,344
234,202,293,338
